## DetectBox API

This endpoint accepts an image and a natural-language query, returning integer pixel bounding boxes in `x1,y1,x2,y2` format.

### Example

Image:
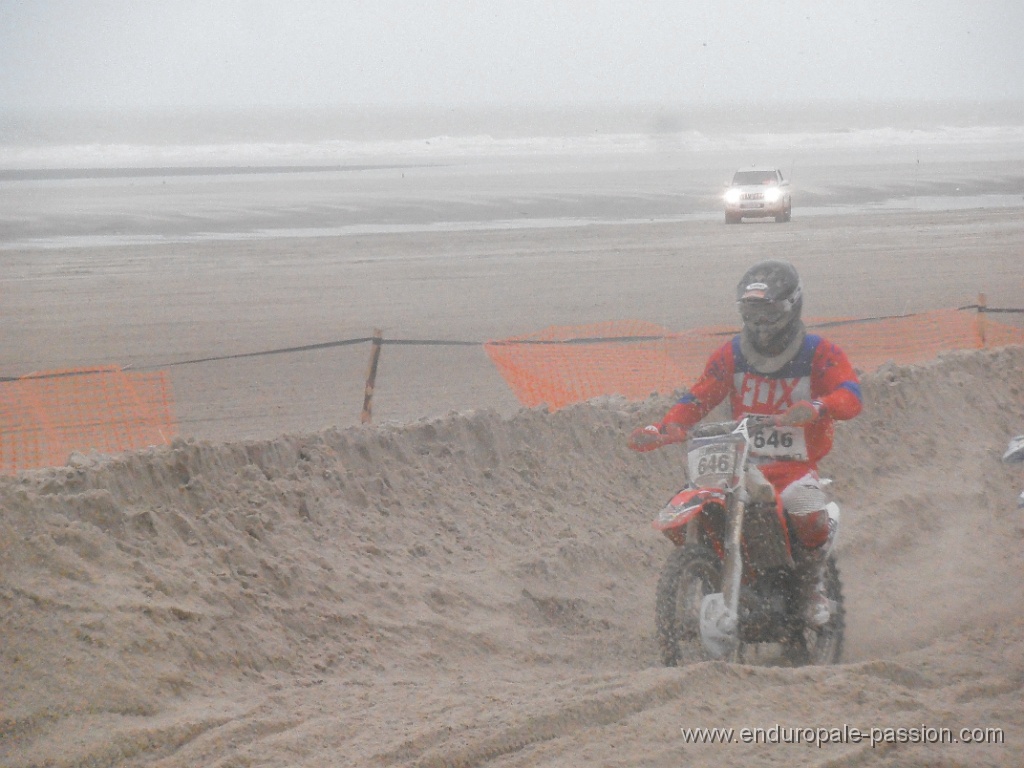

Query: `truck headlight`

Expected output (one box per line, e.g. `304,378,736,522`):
724,189,742,204
764,187,782,203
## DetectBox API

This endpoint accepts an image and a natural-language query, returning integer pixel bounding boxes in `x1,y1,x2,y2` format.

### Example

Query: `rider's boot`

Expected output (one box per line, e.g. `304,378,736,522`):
789,508,837,627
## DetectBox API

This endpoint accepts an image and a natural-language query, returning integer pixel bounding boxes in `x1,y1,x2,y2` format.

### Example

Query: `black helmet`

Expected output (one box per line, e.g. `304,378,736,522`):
735,260,804,355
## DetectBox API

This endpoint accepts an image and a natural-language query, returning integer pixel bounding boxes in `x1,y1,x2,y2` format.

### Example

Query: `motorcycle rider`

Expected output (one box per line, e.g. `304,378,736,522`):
629,260,863,627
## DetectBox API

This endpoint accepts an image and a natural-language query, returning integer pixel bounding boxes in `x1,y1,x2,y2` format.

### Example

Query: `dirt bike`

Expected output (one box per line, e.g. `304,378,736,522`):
652,415,845,667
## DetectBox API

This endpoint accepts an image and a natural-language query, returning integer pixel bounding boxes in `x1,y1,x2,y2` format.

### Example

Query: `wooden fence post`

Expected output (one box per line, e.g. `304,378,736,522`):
977,293,987,348
361,329,383,424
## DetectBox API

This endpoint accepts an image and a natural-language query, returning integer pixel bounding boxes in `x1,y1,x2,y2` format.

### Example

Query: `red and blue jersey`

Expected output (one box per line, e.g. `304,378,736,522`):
662,333,862,472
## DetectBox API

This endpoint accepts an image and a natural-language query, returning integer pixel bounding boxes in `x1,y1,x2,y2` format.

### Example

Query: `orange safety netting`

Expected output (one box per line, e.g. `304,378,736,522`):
485,310,1024,411
0,366,176,474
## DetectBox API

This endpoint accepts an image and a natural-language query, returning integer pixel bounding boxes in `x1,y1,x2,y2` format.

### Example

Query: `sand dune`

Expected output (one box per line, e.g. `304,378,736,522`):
2,345,1023,767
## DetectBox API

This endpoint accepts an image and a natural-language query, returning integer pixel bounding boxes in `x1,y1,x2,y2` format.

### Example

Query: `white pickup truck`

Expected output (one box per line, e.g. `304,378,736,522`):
723,168,792,224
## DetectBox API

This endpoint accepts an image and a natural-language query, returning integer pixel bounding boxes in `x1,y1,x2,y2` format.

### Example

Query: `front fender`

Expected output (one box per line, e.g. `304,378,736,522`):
652,487,727,536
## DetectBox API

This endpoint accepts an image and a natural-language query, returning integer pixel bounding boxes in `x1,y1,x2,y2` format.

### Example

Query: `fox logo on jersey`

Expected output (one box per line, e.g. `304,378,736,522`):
737,374,811,412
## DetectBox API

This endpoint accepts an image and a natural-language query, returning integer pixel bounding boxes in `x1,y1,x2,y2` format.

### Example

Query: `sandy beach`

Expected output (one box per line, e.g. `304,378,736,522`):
2,144,1024,766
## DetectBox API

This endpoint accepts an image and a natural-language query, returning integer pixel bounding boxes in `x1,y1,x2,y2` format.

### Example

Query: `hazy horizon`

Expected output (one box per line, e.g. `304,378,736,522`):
4,98,1024,147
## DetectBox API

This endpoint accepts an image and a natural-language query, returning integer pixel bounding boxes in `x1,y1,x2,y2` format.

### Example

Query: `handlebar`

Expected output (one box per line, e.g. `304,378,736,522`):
689,414,776,439
689,421,737,438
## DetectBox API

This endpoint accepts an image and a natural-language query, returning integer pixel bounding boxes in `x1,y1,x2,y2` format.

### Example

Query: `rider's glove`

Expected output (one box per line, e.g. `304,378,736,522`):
628,423,686,452
775,400,826,427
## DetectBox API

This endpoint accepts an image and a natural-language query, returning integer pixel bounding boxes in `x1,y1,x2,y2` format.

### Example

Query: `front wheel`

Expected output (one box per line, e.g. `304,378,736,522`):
655,545,721,666
784,555,845,666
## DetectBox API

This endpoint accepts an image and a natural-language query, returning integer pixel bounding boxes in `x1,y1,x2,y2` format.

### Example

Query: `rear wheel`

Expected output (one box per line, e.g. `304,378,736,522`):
655,545,721,666
783,555,845,666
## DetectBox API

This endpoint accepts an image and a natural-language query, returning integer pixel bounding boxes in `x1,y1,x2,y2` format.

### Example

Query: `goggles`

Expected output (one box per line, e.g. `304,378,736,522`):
737,299,789,325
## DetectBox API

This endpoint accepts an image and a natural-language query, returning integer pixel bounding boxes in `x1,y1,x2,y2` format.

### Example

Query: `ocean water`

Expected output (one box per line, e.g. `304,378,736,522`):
4,101,1024,170
4,122,1024,173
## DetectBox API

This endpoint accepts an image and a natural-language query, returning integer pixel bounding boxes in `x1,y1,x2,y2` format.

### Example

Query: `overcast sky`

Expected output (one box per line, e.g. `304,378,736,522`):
1,0,1022,113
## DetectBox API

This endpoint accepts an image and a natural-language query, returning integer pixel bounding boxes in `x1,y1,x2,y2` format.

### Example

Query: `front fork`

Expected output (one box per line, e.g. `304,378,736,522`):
722,495,746,630
699,490,748,660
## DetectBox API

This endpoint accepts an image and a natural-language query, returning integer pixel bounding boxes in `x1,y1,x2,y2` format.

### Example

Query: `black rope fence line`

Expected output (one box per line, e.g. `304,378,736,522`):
0,368,145,383
152,334,677,369
137,303,1024,367
163,336,379,365
958,304,1024,314
2,305,1022,383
